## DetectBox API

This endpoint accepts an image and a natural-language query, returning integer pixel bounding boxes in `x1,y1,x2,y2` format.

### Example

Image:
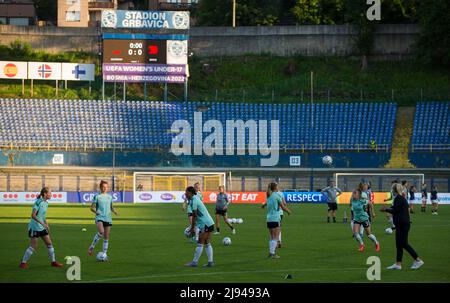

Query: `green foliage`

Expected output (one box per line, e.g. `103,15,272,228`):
0,41,96,63
414,0,450,68
196,0,282,26
196,0,232,26
291,0,321,24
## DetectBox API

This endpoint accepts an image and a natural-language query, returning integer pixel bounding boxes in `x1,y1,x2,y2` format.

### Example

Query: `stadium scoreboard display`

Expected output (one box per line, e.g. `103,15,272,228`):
103,39,167,64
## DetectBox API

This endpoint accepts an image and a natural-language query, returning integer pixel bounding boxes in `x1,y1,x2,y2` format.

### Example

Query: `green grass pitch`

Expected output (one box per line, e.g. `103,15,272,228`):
0,203,449,283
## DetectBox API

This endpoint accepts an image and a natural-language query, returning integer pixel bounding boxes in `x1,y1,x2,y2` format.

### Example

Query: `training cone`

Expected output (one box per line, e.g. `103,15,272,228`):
284,274,293,280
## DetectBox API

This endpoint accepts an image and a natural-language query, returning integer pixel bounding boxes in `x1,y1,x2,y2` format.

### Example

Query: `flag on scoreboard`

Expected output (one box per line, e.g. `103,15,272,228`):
61,63,95,81
0,61,27,79
28,62,62,80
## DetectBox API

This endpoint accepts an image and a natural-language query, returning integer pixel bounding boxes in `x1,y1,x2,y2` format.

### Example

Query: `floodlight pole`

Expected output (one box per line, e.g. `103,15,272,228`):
232,0,236,28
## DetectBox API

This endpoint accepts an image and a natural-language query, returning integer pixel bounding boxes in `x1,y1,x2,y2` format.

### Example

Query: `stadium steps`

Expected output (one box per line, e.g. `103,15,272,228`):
385,107,416,168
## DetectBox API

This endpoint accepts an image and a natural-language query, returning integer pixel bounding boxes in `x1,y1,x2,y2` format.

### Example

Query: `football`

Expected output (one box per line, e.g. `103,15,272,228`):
236,218,243,224
184,226,191,237
223,237,232,246
385,227,393,235
322,155,333,165
96,251,108,262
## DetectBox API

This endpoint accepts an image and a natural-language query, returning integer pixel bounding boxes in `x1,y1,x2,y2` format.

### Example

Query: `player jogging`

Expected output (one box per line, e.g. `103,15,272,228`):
19,187,64,268
214,185,236,235
263,182,292,259
421,183,428,212
350,183,366,238
431,186,439,215
321,180,342,223
262,185,286,248
184,186,215,267
351,188,380,252
88,180,118,258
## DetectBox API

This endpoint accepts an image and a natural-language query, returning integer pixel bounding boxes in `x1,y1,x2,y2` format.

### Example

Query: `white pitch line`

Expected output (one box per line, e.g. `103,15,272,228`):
81,267,366,283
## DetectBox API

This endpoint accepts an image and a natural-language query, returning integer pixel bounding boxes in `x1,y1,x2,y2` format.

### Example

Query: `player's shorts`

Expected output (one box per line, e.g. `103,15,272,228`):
421,197,427,203
187,213,193,217
353,220,370,228
327,202,338,211
267,221,280,229
28,229,49,238
199,224,214,233
431,199,439,204
215,209,227,216
96,220,112,227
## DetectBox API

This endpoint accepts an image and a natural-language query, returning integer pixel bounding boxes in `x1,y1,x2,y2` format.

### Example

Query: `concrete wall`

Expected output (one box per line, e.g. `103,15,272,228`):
0,24,420,57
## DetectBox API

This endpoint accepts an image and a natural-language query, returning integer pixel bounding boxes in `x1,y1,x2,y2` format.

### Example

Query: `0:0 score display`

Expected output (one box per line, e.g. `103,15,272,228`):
103,39,167,64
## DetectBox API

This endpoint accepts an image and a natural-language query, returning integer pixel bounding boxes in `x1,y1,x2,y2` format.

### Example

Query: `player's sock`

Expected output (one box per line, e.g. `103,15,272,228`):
333,217,336,223
47,245,56,262
368,234,378,244
354,233,364,245
193,244,204,263
327,217,330,223
205,243,213,263
388,217,395,228
102,240,109,253
269,240,277,255
22,246,34,263
195,228,200,241
216,227,220,233
90,232,103,249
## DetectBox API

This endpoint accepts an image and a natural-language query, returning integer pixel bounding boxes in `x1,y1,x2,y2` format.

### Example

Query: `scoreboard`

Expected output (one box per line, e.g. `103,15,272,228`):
103,39,167,64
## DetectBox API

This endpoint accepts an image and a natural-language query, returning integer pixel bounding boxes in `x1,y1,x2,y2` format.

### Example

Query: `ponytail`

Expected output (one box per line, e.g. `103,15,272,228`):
37,187,50,200
266,182,278,198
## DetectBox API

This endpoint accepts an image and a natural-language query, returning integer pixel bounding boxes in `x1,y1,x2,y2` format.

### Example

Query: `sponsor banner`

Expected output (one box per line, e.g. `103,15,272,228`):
407,193,450,205
203,192,266,204
0,192,67,203
28,62,62,80
283,192,327,203
66,192,125,203
102,63,186,76
102,10,190,30
0,61,27,79
103,74,186,83
334,192,450,204
134,191,186,203
61,63,95,81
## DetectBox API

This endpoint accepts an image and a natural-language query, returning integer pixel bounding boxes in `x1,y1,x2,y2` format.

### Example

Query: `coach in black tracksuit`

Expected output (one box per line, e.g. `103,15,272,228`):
381,184,424,270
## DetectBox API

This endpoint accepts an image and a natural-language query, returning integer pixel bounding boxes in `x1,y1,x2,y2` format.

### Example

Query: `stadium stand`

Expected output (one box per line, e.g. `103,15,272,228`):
409,101,450,168
411,101,450,148
0,98,396,151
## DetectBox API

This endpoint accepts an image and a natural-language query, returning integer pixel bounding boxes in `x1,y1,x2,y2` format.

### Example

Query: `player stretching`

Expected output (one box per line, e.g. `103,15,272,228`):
19,187,64,268
351,189,380,252
214,185,236,235
421,183,428,212
88,180,118,258
431,186,439,215
264,182,292,259
185,186,215,267
321,180,342,223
